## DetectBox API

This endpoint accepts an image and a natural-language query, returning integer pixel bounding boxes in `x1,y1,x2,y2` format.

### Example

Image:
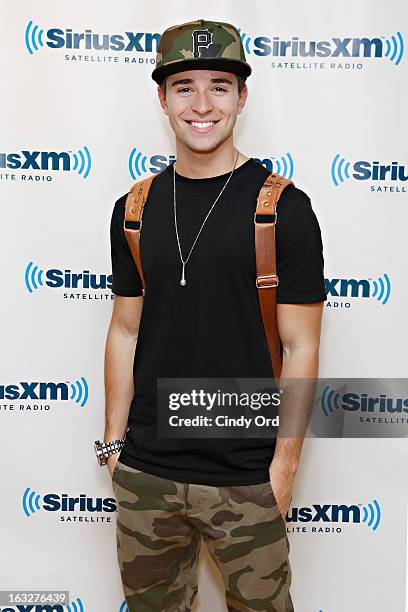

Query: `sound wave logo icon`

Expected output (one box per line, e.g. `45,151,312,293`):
331,153,351,186
320,385,341,417
384,31,404,65
129,147,149,179
236,27,252,54
119,601,129,612
66,597,85,612
22,486,42,517
70,376,89,407
68,146,92,178
270,153,294,179
371,273,391,305
25,261,44,293
25,20,45,54
362,499,381,530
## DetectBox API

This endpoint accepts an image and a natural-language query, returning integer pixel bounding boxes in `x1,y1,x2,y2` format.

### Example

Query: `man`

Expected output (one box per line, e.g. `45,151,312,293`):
102,18,326,612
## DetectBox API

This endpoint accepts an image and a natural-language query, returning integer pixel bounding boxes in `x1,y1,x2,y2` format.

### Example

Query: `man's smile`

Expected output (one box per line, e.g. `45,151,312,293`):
184,119,220,133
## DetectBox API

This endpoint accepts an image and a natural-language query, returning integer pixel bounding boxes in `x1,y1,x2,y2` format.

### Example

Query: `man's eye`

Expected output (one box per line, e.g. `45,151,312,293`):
177,87,191,93
214,87,227,92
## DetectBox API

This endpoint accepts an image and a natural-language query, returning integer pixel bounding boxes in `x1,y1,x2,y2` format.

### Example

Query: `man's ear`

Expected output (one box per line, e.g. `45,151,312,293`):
237,85,248,115
157,85,168,115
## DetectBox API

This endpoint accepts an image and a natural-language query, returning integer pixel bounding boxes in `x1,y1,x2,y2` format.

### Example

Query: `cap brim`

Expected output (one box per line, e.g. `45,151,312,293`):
152,57,252,85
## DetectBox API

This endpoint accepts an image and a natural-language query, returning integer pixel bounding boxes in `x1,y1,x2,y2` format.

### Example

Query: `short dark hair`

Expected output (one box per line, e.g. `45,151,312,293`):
159,74,247,97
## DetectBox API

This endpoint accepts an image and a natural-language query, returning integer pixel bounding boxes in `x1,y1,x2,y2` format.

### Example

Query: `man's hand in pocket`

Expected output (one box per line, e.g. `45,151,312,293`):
107,454,119,478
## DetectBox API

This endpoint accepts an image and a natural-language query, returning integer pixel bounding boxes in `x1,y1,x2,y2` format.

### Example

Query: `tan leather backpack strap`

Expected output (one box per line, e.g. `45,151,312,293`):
255,173,294,381
123,174,155,295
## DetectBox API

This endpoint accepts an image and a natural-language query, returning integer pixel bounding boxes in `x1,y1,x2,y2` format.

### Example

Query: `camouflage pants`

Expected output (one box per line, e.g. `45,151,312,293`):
112,460,293,612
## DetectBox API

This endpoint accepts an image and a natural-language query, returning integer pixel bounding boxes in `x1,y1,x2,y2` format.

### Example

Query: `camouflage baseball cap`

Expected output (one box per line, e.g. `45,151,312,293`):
151,18,252,85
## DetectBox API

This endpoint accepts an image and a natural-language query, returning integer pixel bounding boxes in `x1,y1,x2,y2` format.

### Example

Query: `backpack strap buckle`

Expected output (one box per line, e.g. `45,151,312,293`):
124,218,142,231
254,211,278,225
256,274,279,289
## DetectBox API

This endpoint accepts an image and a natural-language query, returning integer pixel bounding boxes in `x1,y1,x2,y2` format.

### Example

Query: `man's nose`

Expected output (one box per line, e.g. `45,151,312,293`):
191,91,214,114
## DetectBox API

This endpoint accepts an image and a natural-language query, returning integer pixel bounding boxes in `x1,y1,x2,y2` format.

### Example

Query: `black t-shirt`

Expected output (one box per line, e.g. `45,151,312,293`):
110,158,327,486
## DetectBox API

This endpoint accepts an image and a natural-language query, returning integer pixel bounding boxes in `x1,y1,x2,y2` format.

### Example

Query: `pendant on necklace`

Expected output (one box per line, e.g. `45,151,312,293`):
180,262,187,286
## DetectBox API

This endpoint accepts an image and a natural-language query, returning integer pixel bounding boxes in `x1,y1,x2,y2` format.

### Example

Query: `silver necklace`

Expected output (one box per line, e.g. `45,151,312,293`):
173,149,240,287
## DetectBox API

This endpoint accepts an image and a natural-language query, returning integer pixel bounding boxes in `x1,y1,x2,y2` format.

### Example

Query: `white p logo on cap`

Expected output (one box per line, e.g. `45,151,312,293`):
192,29,213,58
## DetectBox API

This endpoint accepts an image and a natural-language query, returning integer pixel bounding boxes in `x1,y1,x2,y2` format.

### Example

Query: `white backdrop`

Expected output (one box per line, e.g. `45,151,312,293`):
1,1,407,611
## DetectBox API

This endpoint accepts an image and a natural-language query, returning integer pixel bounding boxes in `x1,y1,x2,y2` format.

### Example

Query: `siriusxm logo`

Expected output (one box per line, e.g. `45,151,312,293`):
331,154,408,186
24,262,112,293
1,378,89,407
321,386,408,416
25,21,160,55
22,488,115,516
128,149,294,180
1,147,91,178
236,28,404,65
325,274,391,305
288,499,381,530
1,597,84,612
